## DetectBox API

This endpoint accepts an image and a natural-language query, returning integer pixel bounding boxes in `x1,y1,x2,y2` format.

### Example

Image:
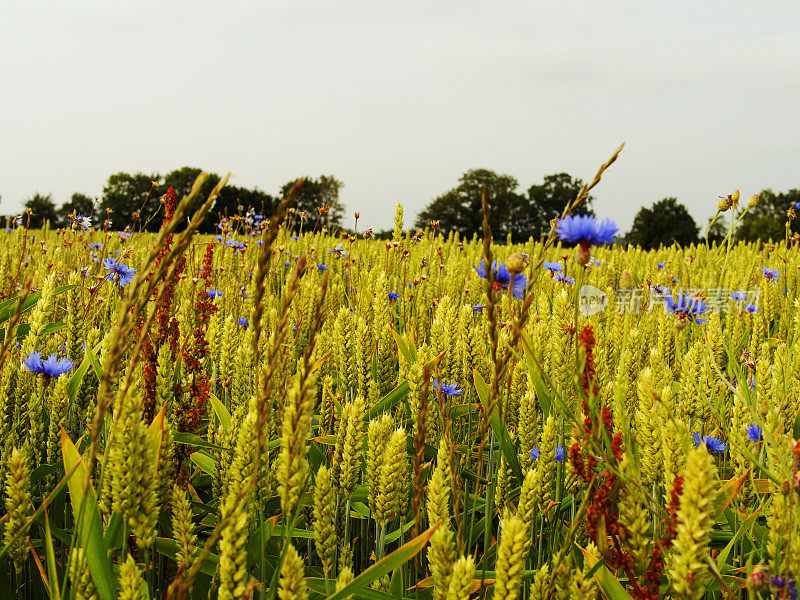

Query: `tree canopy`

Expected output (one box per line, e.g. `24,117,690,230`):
414,170,592,243
626,197,699,249
23,193,58,229
734,188,800,243
280,175,344,230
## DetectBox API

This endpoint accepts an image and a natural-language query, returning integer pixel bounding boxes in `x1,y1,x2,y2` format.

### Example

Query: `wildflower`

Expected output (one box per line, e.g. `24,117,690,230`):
117,230,130,240
432,379,463,396
329,244,348,258
89,242,103,249
762,267,779,283
530,445,565,462
102,257,136,287
72,214,92,231
22,351,74,380
4,228,11,233
543,261,563,273
657,262,665,269
692,433,728,454
284,261,291,267
473,260,528,299
556,215,618,265
387,292,399,301
745,424,763,442
594,260,602,266
731,291,748,302
472,304,485,312
745,303,759,313
291,235,299,240
206,290,223,298
224,239,246,250
317,264,329,272
256,240,264,245
237,317,249,328
664,293,709,327
554,273,575,285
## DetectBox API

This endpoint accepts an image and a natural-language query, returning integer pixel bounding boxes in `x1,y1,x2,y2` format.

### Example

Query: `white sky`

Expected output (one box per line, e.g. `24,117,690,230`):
2,1,799,233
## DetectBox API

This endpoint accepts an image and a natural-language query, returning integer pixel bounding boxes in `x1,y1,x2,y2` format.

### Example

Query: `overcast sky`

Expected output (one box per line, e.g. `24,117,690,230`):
2,1,799,233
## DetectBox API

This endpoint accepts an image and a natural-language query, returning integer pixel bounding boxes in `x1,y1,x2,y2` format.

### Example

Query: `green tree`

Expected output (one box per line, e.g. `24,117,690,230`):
280,175,344,230
627,197,699,249
735,188,800,243
414,169,524,241
58,193,95,227
526,173,593,240
99,172,161,231
24,193,58,229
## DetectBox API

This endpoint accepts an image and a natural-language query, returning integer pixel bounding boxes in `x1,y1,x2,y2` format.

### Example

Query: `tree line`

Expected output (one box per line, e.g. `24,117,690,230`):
413,168,800,247
4,166,799,245
4,167,345,233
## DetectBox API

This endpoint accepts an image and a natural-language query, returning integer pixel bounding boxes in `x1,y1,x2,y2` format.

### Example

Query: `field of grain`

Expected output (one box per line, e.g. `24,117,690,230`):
0,170,797,600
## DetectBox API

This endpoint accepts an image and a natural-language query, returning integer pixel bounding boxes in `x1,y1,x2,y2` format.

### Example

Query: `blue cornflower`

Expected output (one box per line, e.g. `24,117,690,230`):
224,239,246,250
317,264,329,272
4,228,12,233
256,240,264,245
291,235,299,240
206,289,223,298
238,317,249,328
745,423,763,442
594,260,602,266
329,244,348,258
102,257,136,287
89,242,103,249
692,433,728,454
530,446,564,462
387,292,399,301
117,231,130,240
23,351,74,380
215,235,223,241
762,267,780,283
543,261,563,273
657,262,665,269
472,304,485,312
554,273,575,285
731,291,748,302
432,379,463,396
556,215,618,246
663,293,709,325
473,260,528,299
745,303,759,313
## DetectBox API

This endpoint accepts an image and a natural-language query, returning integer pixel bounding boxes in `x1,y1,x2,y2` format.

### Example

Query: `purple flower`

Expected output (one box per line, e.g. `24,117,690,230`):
432,379,463,396
206,289,223,298
731,291,748,302
23,351,74,380
657,262,665,269
474,260,527,299
387,292,399,301
102,257,136,287
530,447,541,461
762,267,780,283
745,303,759,313
238,317,249,328
317,264,329,272
472,304,485,312
89,242,103,249
555,445,565,462
664,293,709,325
556,215,618,246
692,433,728,454
554,273,575,285
745,423,763,442
543,261,563,273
